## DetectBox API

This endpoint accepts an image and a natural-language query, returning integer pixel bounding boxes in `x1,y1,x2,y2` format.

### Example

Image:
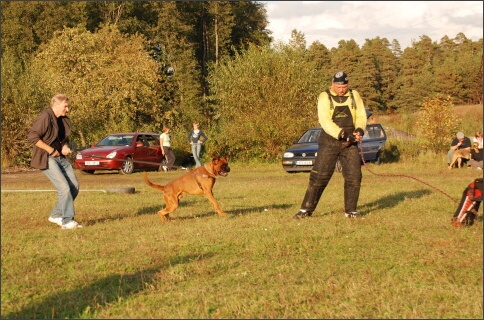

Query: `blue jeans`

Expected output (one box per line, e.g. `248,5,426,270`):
191,143,203,167
42,156,79,224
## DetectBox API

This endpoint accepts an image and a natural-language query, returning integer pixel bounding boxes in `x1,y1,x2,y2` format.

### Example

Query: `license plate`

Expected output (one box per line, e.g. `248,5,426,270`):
296,160,312,165
85,161,100,166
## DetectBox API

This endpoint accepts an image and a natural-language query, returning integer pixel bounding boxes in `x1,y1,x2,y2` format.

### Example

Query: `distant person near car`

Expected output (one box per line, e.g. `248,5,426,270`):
187,122,208,168
160,126,176,171
27,94,82,229
447,131,471,166
294,71,367,219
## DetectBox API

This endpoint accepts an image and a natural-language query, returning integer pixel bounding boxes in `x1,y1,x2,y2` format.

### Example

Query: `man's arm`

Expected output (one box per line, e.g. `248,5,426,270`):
317,91,341,139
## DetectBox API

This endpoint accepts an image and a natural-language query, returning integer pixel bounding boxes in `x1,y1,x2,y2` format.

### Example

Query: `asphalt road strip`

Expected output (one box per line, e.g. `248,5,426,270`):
2,186,136,194
1,189,107,193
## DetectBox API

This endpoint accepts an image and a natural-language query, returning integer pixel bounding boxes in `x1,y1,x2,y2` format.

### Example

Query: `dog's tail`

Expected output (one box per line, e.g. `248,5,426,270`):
143,172,166,191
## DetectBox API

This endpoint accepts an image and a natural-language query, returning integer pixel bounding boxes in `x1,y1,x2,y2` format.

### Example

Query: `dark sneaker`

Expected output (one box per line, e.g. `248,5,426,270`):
345,211,363,218
293,210,312,219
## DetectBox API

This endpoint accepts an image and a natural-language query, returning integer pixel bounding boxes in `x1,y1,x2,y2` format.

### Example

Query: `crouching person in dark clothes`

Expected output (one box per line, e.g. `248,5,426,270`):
294,71,367,219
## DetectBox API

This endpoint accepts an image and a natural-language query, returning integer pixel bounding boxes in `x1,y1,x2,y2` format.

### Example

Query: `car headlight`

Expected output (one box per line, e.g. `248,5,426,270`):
283,152,294,158
76,153,82,160
106,151,117,159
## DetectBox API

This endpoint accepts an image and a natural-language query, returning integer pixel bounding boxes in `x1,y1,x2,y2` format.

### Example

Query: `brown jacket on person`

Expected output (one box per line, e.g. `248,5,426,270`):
27,108,72,170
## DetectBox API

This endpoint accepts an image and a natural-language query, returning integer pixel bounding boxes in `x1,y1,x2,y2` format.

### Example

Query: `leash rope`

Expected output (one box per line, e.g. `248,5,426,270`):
357,140,460,205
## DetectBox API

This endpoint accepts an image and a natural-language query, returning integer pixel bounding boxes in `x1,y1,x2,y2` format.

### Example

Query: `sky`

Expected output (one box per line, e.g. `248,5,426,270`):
262,1,483,49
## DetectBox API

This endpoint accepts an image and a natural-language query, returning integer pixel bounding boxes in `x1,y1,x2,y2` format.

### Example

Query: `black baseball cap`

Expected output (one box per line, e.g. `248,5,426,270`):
333,71,349,84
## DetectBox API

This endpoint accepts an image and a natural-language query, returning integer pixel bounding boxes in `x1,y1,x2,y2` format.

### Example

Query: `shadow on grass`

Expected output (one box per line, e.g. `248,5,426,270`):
84,200,198,225
134,203,295,222
4,252,214,319
360,189,433,215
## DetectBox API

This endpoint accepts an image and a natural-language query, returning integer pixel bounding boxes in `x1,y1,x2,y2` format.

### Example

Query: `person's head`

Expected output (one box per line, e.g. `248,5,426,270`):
475,131,482,139
331,71,349,96
472,142,479,149
193,122,200,129
456,132,465,141
50,94,71,117
163,126,170,133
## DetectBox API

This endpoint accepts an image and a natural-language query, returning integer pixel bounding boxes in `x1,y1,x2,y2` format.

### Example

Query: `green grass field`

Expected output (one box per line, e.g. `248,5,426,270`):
1,160,482,318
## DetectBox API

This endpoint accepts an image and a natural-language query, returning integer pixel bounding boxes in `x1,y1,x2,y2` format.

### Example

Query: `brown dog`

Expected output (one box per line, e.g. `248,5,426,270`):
143,156,230,222
449,149,471,169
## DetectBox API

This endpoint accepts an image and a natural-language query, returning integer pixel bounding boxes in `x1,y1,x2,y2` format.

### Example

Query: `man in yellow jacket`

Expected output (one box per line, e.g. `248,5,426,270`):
294,71,367,219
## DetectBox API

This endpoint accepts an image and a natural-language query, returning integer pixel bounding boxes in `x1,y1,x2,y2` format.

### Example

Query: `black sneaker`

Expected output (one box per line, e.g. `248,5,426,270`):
293,210,312,219
345,211,363,218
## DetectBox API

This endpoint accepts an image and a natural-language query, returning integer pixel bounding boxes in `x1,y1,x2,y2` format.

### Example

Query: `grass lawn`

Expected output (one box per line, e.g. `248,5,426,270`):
1,160,482,318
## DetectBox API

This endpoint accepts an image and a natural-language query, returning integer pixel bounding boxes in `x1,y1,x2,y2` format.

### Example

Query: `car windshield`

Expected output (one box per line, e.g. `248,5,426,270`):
298,129,321,143
97,135,134,147
363,125,386,140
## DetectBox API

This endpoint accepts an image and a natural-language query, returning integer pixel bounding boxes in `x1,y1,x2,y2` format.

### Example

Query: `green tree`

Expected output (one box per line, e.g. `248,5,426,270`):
306,40,331,72
330,39,362,87
390,39,403,58
29,25,162,147
288,29,306,50
393,47,426,111
1,46,47,167
415,95,460,153
208,42,321,160
360,37,400,112
148,2,203,133
1,2,88,52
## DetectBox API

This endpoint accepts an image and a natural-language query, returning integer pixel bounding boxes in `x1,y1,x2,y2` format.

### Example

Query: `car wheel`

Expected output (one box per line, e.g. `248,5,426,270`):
373,152,381,165
120,157,134,174
81,170,95,174
335,159,342,173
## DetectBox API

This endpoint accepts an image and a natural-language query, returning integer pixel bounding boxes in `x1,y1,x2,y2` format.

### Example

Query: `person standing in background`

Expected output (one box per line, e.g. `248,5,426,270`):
187,122,208,168
160,126,176,171
27,94,82,229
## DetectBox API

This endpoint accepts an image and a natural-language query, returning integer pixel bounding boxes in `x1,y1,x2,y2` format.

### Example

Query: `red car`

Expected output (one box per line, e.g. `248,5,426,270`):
75,132,165,174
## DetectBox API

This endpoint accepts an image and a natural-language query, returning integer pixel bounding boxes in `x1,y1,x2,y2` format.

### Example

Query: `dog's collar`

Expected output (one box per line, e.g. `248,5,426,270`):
203,164,218,178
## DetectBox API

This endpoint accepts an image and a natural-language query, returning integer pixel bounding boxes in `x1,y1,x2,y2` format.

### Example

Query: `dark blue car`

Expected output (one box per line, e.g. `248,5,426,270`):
282,123,387,173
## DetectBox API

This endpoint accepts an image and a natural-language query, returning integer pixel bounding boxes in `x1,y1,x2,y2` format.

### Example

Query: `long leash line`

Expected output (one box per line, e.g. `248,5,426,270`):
86,147,460,204
88,154,162,166
357,141,460,205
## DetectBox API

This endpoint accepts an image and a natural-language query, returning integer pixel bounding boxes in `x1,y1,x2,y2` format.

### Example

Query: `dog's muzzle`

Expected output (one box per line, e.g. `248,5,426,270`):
218,164,230,177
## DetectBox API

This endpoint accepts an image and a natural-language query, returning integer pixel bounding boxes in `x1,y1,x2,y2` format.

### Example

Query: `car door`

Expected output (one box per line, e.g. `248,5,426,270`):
143,134,163,168
360,124,387,162
133,134,152,169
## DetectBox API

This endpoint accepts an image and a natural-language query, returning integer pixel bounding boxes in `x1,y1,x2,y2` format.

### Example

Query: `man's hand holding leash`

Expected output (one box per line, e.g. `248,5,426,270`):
341,128,364,147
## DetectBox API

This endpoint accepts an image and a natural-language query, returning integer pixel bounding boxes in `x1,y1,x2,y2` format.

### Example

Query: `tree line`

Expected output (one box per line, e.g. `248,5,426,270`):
1,1,482,167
